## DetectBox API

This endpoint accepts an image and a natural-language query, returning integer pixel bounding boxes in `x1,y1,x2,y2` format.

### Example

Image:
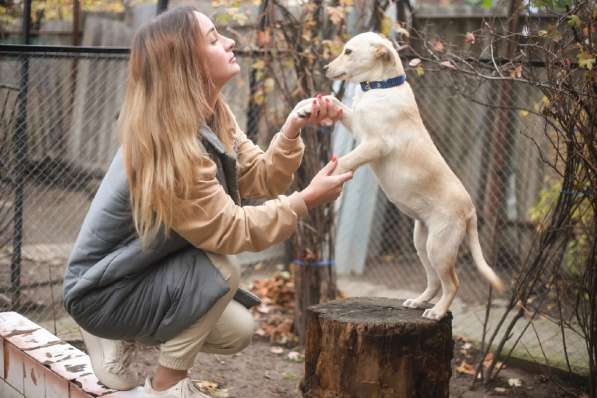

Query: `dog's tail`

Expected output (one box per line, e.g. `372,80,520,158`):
466,211,505,293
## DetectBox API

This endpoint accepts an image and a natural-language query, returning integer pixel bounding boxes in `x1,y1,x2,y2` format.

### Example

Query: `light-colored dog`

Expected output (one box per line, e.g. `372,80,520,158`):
297,32,504,320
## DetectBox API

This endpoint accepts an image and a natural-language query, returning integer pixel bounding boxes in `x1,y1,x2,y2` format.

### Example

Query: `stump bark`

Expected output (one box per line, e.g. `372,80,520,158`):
301,297,453,398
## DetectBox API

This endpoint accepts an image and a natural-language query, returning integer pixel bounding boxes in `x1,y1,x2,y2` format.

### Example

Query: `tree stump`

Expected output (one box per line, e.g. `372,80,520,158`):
301,297,453,398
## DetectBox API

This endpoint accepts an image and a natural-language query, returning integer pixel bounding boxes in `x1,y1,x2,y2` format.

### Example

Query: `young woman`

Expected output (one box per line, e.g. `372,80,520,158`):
63,6,351,398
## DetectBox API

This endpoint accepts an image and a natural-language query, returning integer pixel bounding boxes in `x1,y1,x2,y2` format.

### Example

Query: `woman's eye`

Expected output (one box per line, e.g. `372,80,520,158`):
344,48,352,55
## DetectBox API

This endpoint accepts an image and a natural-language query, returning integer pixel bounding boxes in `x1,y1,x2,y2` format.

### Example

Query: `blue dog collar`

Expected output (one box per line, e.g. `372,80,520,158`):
360,74,406,92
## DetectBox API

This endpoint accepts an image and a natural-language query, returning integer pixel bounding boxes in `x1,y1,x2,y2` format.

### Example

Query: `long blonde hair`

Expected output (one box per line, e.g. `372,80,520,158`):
119,6,236,245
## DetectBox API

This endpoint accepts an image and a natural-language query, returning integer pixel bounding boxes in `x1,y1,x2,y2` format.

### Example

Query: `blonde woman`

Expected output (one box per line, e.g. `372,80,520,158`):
63,6,350,398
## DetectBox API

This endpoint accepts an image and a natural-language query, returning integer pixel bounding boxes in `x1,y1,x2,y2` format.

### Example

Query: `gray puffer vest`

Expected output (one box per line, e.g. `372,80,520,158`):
63,126,240,345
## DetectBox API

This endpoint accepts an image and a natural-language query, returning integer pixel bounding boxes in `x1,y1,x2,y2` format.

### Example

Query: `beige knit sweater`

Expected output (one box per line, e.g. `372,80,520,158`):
172,122,308,256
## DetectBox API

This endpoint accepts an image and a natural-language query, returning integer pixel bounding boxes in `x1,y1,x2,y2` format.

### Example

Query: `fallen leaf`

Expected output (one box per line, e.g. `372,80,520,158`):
508,377,523,387
192,380,229,397
511,64,523,78
255,328,267,337
270,346,284,355
440,61,456,69
409,58,422,67
455,361,476,375
415,65,425,77
287,351,304,362
464,32,475,44
494,387,507,394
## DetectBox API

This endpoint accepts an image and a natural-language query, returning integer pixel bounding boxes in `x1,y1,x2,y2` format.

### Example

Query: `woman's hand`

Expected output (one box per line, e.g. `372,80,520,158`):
281,94,343,139
299,155,353,209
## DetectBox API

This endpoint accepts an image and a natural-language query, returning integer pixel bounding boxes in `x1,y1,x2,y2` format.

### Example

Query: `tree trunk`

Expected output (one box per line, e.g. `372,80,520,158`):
301,297,453,398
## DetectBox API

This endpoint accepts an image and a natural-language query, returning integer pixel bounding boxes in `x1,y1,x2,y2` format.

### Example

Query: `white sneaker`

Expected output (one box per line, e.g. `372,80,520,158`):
80,328,139,390
143,377,213,398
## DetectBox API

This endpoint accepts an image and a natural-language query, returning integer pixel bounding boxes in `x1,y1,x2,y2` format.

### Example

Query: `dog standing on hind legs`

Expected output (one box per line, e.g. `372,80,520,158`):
296,32,505,320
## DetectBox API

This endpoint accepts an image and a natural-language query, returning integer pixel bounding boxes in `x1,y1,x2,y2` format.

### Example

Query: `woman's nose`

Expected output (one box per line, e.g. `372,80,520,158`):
226,37,236,51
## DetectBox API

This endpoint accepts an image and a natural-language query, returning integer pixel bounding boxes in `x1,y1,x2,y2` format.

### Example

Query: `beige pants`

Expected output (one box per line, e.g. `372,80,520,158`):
158,254,255,370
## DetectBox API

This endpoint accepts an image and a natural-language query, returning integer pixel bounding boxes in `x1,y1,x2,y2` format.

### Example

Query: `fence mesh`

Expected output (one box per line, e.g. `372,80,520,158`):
0,46,581,368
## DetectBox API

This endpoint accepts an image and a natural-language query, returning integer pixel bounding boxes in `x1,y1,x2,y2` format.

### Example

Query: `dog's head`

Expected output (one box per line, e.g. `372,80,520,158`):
324,32,405,83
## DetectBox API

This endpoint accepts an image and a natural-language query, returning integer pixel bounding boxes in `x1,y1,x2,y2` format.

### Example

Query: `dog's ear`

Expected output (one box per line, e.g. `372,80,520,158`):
373,42,393,63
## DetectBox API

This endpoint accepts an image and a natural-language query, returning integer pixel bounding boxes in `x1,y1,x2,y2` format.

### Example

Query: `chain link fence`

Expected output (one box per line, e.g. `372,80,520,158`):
1,44,578,368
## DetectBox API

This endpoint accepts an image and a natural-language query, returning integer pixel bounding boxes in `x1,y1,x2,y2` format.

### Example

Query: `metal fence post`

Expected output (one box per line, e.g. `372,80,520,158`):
10,0,32,308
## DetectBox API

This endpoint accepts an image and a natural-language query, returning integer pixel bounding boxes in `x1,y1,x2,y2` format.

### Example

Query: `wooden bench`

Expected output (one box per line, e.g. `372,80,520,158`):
0,311,143,398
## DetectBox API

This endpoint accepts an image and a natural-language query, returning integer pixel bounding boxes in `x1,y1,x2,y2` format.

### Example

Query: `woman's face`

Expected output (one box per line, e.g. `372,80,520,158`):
195,12,240,89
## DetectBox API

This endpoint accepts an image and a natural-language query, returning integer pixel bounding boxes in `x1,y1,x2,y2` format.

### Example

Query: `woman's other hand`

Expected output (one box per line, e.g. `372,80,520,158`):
299,155,353,209
281,94,343,139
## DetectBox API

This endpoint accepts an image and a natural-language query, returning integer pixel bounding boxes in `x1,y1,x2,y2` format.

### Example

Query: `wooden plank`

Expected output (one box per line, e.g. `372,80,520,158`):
44,366,69,398
0,312,40,338
1,337,4,379
22,355,45,398
5,342,25,393
0,377,25,398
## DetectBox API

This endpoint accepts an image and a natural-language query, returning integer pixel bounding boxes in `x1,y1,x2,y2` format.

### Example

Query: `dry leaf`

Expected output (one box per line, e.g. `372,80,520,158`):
270,346,284,355
464,32,476,44
440,61,456,69
192,380,229,397
287,351,304,362
255,328,267,337
511,64,523,78
508,378,522,387
409,58,422,67
494,387,507,394
455,361,476,375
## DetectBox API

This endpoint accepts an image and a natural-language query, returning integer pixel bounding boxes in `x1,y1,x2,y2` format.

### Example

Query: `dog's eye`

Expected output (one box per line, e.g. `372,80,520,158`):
344,48,352,55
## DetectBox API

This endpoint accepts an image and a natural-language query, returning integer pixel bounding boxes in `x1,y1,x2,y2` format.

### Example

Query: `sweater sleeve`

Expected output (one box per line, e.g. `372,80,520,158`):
171,155,308,255
235,128,305,199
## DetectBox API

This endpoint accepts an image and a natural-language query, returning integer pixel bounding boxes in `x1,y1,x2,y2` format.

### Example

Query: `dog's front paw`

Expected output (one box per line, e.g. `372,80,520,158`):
295,102,313,119
402,298,426,309
422,307,447,320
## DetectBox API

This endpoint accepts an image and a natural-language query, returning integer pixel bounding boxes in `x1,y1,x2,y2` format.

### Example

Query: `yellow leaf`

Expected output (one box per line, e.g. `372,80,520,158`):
264,78,275,93
253,90,265,105
381,15,393,37
519,110,529,117
577,50,595,70
252,59,266,70
415,65,425,77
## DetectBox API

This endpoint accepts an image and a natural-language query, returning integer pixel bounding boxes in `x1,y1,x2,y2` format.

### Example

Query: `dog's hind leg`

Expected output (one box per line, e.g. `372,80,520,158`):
403,220,440,309
421,221,465,320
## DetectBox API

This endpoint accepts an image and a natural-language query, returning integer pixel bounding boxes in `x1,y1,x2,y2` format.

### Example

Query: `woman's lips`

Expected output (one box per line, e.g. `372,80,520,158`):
229,56,237,64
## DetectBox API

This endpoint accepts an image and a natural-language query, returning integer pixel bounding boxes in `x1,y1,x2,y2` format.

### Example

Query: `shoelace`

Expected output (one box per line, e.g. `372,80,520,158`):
105,340,136,375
